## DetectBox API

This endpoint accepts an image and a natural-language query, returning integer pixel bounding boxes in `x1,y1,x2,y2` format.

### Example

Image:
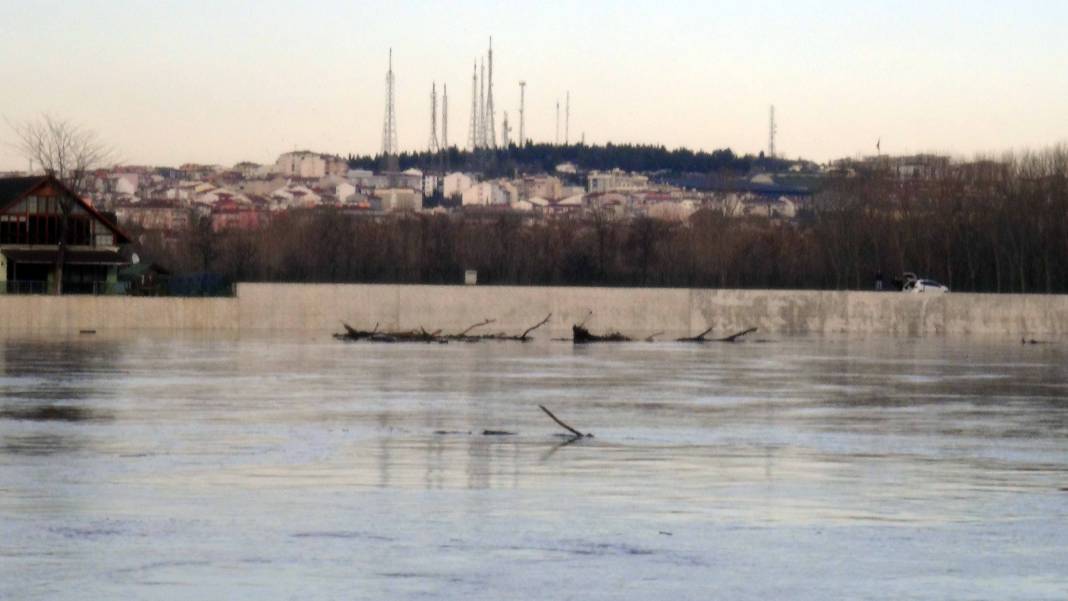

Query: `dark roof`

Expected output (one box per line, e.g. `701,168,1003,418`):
0,176,48,207
0,174,132,244
1,248,128,265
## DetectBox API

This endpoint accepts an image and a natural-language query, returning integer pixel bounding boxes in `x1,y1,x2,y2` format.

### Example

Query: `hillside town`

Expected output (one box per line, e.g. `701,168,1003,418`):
48,149,830,242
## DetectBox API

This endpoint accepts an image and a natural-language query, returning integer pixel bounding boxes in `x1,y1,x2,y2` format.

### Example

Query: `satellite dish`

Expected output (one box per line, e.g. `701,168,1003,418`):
131,252,140,265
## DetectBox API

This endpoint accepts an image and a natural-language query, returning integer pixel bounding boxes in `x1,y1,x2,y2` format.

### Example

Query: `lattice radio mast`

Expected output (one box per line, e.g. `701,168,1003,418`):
485,37,497,149
382,49,398,160
768,105,777,159
428,82,440,153
565,91,570,146
518,81,526,147
468,63,479,150
442,84,449,149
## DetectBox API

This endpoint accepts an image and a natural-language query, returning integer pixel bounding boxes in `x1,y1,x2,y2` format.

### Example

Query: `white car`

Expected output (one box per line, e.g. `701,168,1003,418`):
903,278,949,294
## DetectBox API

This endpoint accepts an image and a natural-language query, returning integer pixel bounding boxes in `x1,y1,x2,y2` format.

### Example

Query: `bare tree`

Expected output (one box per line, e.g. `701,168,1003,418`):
8,115,115,294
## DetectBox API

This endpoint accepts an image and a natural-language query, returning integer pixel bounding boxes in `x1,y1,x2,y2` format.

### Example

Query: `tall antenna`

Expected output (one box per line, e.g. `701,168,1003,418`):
486,37,497,149
518,81,526,147
468,62,479,150
565,91,570,146
555,100,560,145
442,83,448,149
501,111,511,147
768,105,777,159
382,49,398,160
478,59,486,148
428,82,440,153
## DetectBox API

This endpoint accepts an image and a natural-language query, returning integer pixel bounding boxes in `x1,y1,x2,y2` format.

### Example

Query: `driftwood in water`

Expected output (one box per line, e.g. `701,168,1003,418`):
572,324,631,343
336,314,553,344
334,322,380,341
677,327,757,343
538,404,593,438
335,322,448,343
511,314,552,341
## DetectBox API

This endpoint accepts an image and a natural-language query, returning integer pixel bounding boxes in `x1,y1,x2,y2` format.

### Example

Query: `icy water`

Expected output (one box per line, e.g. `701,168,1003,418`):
1,334,1066,600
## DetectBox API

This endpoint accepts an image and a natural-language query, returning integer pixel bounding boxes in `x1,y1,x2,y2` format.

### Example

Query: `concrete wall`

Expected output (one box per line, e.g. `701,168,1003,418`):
2,284,1067,338
0,295,237,333
235,284,1068,339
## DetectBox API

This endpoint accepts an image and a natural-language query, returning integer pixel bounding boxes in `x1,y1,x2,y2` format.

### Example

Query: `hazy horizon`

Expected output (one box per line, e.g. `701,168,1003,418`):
2,1,1067,170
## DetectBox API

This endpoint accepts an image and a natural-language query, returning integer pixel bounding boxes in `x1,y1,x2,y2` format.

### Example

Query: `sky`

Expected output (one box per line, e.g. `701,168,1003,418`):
1,0,1067,170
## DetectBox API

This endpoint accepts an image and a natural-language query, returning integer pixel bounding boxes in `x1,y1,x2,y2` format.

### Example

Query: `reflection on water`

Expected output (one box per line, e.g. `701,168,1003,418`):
0,333,1066,600
0,405,106,422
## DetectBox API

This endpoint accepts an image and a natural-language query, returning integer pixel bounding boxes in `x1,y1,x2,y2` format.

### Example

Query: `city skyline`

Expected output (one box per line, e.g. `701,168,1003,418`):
2,0,1067,170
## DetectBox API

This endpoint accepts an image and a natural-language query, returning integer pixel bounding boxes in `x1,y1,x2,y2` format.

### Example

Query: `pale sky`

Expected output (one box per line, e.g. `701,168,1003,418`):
2,0,1067,170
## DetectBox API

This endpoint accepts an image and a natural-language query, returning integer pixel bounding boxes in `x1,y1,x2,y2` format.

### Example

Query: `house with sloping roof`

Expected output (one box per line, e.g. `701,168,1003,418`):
0,175,131,294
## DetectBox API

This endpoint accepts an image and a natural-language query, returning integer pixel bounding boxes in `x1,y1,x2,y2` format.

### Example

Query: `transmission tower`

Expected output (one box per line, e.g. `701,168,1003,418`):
501,111,511,147
555,100,560,145
382,49,398,161
768,105,777,159
485,37,497,149
518,81,526,147
428,82,440,153
565,91,570,146
478,59,486,148
468,63,478,150
442,83,448,149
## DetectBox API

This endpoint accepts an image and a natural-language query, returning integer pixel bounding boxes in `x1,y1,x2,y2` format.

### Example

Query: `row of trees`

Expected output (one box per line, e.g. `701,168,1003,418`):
150,146,1068,293
346,142,764,177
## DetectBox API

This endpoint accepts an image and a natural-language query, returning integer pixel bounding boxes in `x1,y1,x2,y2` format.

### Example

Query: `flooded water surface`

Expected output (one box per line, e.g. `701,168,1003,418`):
1,334,1066,600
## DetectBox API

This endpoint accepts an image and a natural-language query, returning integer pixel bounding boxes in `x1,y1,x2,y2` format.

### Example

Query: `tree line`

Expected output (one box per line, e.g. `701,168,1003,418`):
346,142,767,177
143,147,1068,293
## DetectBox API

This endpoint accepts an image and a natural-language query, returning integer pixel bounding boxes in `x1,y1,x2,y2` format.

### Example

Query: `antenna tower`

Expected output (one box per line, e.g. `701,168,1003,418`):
768,105,777,159
485,37,497,149
468,63,479,150
382,49,398,160
501,111,511,147
555,100,560,145
442,84,448,149
518,81,526,146
565,91,570,145
478,59,486,148
428,82,440,153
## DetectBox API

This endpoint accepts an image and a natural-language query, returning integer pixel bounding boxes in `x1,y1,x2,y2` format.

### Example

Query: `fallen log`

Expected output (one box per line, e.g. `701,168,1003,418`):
677,327,757,343
335,322,379,341
538,404,593,438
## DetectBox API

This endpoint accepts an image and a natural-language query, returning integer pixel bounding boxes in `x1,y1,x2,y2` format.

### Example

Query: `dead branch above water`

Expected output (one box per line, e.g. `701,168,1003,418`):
538,404,593,438
677,327,757,343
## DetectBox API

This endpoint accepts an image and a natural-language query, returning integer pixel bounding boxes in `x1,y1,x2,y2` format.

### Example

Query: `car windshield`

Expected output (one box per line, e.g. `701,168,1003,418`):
921,280,942,286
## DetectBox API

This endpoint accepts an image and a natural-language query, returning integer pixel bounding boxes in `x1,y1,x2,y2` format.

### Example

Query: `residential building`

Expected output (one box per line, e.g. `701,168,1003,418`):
273,151,348,178
443,172,476,199
1,175,131,294
587,169,649,193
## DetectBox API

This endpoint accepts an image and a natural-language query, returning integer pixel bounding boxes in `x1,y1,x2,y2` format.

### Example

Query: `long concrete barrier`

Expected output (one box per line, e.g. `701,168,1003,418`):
2,284,1067,337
